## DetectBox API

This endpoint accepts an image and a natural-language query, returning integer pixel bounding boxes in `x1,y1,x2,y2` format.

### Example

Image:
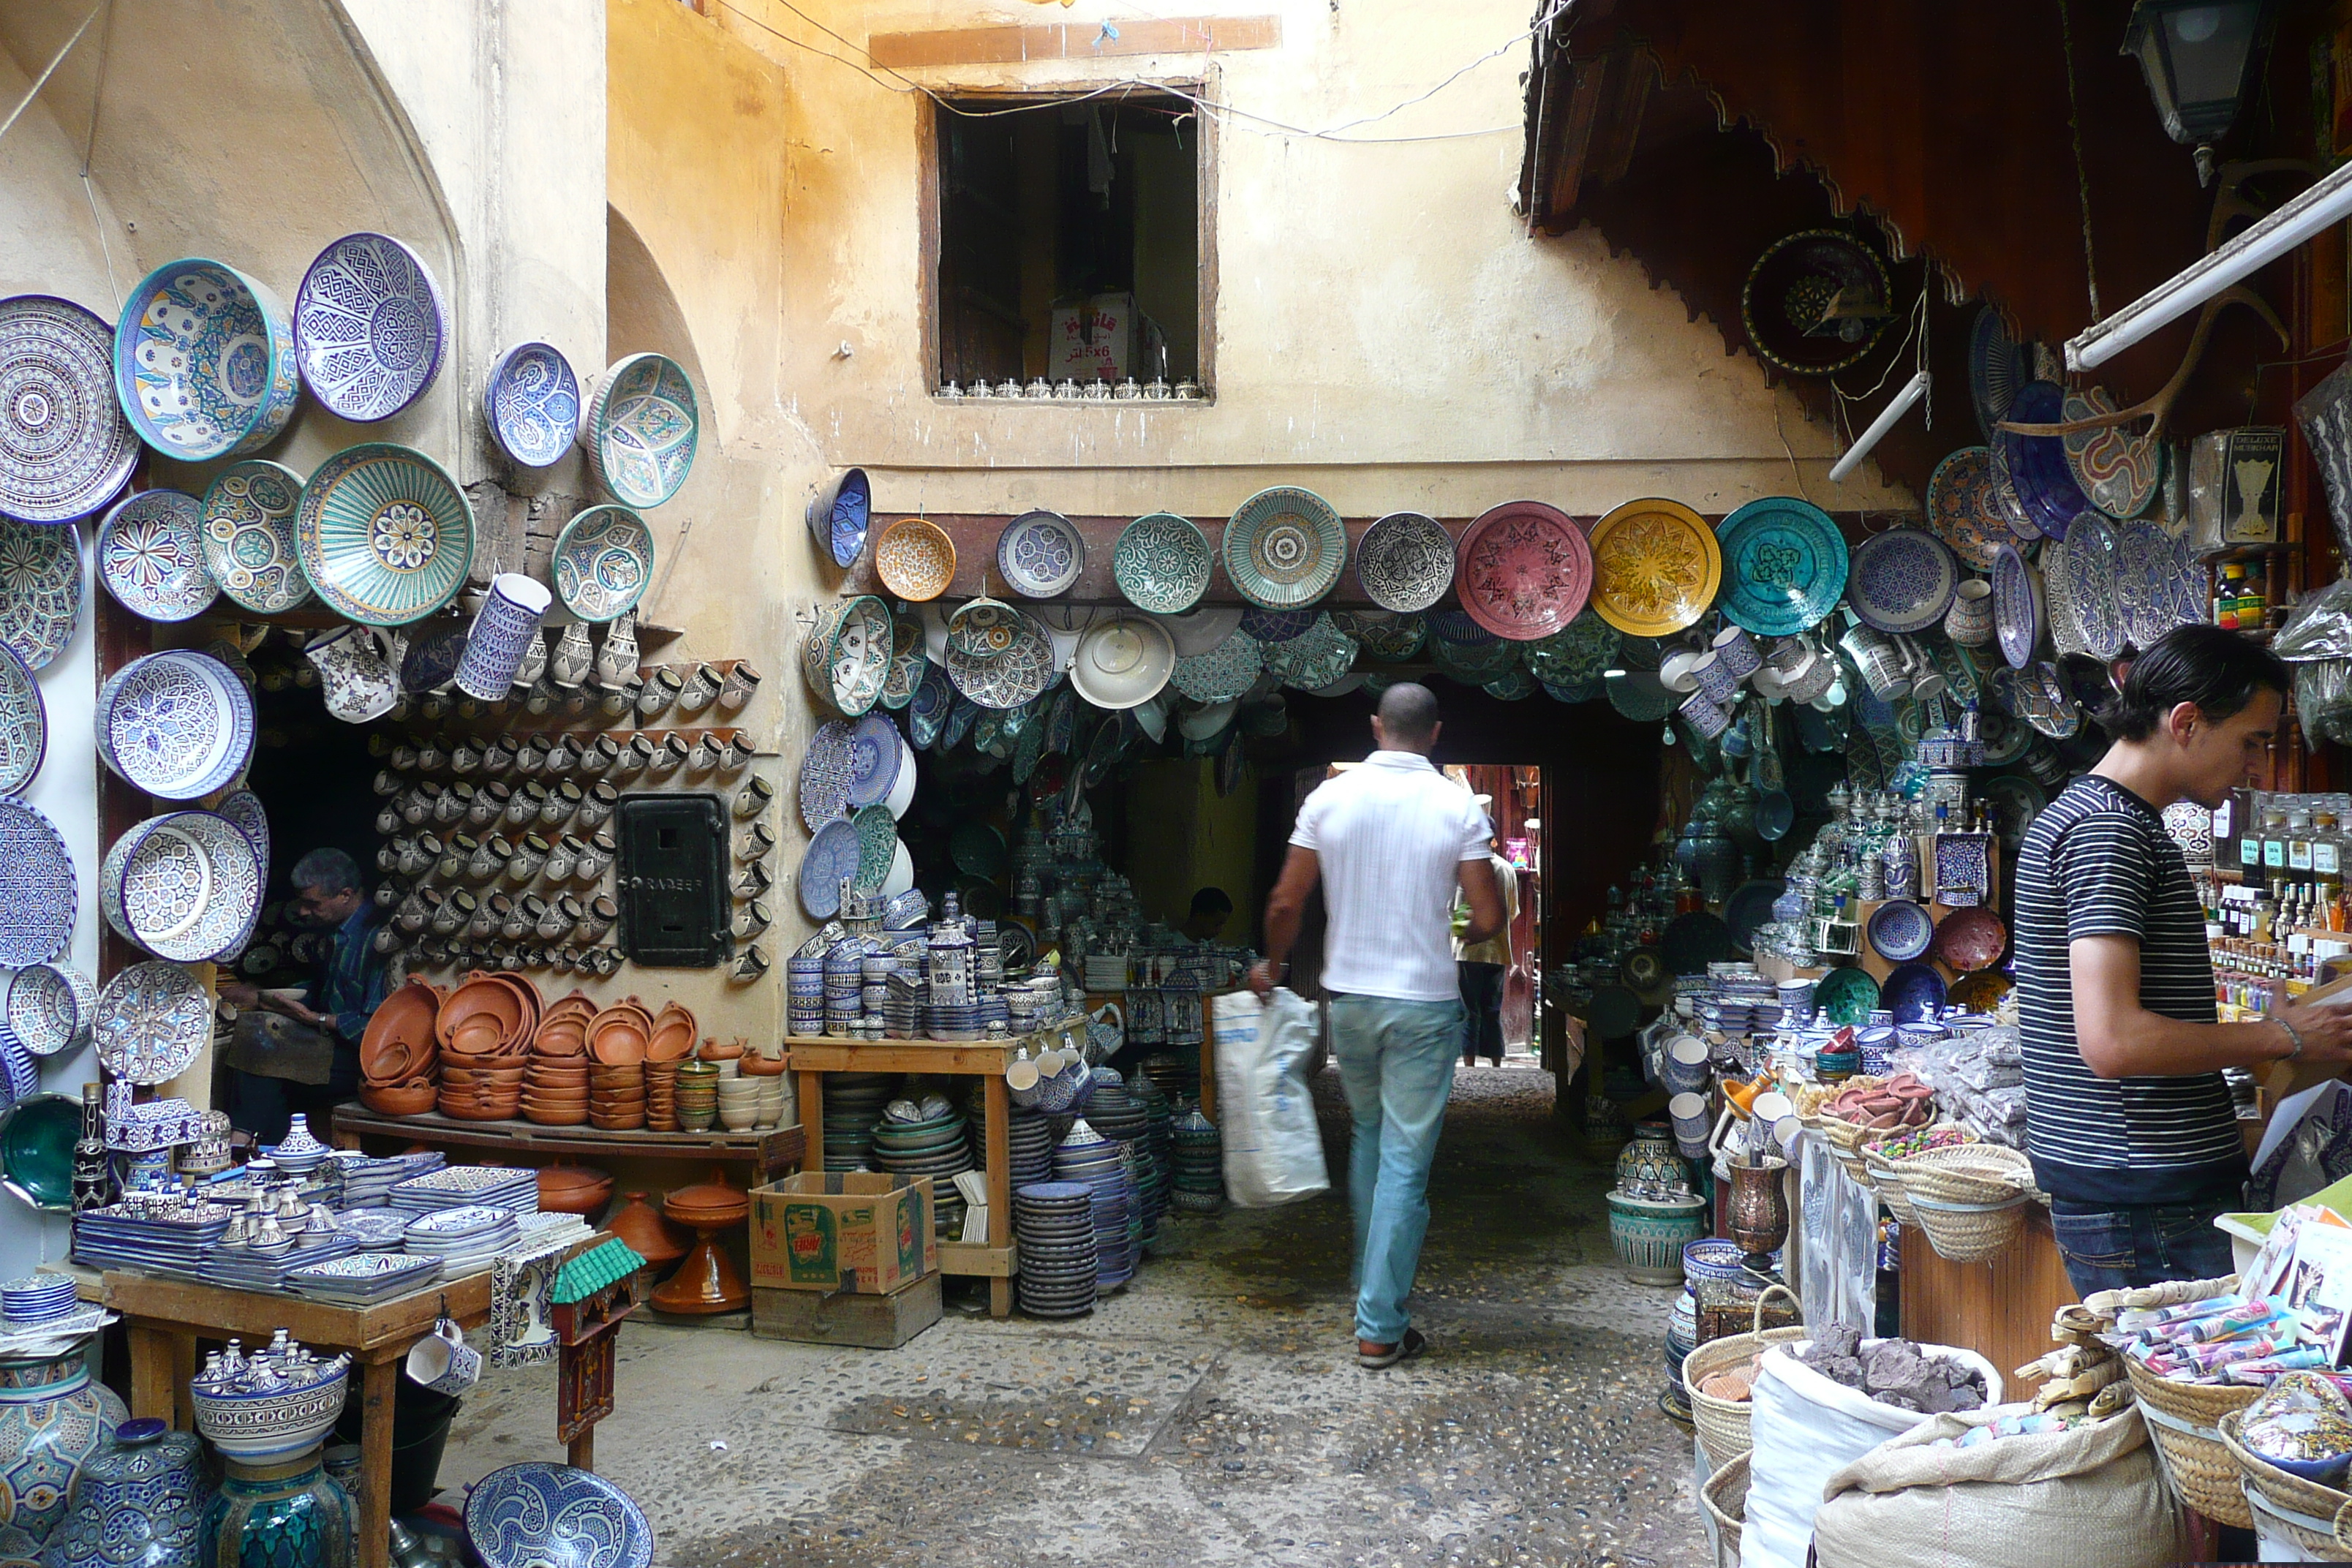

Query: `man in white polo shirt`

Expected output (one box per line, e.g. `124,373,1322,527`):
1253,683,1504,1368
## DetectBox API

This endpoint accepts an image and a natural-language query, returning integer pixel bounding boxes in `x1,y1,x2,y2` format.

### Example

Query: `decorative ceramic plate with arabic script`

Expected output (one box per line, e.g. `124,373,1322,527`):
1454,501,1592,641
1587,497,1721,637
294,442,475,625
1355,510,1455,613
1714,496,1847,636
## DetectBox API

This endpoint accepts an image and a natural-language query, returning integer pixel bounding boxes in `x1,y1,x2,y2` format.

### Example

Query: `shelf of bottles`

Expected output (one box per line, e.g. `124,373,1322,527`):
2209,789,2352,1019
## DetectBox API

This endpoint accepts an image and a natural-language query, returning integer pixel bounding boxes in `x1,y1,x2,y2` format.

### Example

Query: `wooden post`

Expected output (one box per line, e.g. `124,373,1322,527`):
984,1074,1011,1319
358,1358,397,1568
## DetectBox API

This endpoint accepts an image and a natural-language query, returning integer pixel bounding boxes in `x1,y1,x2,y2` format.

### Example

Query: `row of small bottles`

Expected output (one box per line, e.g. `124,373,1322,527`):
2237,798,2351,892
2212,878,2348,941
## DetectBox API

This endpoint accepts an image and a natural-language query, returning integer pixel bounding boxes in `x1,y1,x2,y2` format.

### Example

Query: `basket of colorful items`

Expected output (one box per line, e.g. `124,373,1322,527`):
1812,1074,1936,1188
2220,1376,2352,1559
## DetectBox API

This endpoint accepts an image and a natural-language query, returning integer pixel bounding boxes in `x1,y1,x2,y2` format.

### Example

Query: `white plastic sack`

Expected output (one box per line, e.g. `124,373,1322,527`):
1740,1341,2005,1568
1211,987,1330,1208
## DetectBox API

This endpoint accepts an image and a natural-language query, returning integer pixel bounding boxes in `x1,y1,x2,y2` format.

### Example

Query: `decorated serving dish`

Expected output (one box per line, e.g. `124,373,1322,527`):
2061,388,2160,520
1846,526,1957,634
842,712,903,808
802,595,893,719
98,489,217,621
293,233,449,422
1171,630,1262,703
483,341,581,468
551,505,655,623
996,510,1085,598
112,258,299,461
98,649,255,801
1991,543,2044,671
1997,381,2091,538
3,962,93,1059
1069,617,1176,710
798,818,863,920
1455,501,1592,641
579,353,698,509
464,1460,653,1568
1588,498,1721,636
808,469,869,569
1865,900,1933,962
200,459,310,614
875,517,957,603
1355,510,1455,613
0,294,138,522
1923,447,2024,571
1224,487,1345,610
101,810,263,964
1714,496,1847,636
1112,513,1211,615
0,641,42,796
946,608,1055,710
0,797,72,967
2061,513,2125,661
0,518,80,672
295,442,475,625
1263,613,1360,691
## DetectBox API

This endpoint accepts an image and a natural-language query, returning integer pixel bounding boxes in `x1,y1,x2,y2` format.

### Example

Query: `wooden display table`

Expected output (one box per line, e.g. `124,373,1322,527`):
1898,1206,2076,1396
329,1103,804,1180
785,1036,1017,1318
101,1269,505,1568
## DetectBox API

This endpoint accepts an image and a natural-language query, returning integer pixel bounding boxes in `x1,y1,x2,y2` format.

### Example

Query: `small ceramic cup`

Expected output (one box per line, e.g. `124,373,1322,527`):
578,783,617,831
542,780,583,827
543,835,579,884
406,1319,482,1395
601,679,643,720
514,737,549,776
734,777,774,819
676,664,720,716
581,736,622,776
1709,626,1761,682
638,668,685,718
508,833,551,883
470,782,510,829
455,574,554,702
1658,644,1708,695
1678,688,1732,739
717,661,763,713
1690,651,1742,705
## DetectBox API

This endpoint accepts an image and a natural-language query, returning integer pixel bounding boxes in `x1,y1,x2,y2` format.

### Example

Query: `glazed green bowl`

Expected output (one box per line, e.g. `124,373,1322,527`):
0,1094,79,1210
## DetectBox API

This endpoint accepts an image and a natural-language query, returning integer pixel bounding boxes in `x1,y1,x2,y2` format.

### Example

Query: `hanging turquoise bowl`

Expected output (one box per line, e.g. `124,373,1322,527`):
1223,486,1344,609
112,259,298,462
293,443,475,626
1112,513,1212,615
580,353,698,509
1716,497,1848,637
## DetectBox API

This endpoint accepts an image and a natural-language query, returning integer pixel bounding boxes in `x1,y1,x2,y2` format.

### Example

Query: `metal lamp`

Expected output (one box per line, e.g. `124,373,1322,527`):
2121,0,2274,183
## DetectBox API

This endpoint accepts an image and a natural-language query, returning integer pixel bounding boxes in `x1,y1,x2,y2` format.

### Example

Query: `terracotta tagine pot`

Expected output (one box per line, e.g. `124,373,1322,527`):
651,1168,750,1315
605,1191,687,1266
535,1161,614,1216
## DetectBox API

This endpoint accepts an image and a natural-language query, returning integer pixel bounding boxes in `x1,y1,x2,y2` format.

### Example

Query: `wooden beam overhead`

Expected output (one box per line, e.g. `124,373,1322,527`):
869,16,1280,70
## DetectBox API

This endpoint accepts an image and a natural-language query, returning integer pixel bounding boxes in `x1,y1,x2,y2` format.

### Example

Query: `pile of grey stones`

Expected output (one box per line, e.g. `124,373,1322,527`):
1800,1324,1988,1414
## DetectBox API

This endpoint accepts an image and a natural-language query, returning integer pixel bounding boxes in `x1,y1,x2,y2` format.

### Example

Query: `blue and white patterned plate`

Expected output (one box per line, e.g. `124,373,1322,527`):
0,798,72,968
464,1461,653,1568
1171,630,1262,703
0,519,79,672
996,510,1085,598
0,295,138,523
112,258,299,461
1997,381,2091,539
293,233,448,422
3,962,92,1058
216,787,270,872
99,489,217,621
483,342,581,467
101,810,261,964
1225,486,1344,610
1880,961,1948,1025
551,505,654,623
98,649,255,801
1715,497,1847,636
799,720,853,832
294,442,475,626
843,712,902,807
1238,606,1312,644
1355,511,1455,613
799,818,864,919
0,641,41,796
94,960,207,1086
579,353,697,509
2062,513,2125,660
909,658,952,749
1845,527,1956,634
1866,900,1934,962
199,459,309,614
1112,513,1210,614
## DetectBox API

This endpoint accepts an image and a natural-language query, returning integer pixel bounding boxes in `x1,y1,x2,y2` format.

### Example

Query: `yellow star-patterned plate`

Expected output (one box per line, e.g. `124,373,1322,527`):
1588,498,1722,637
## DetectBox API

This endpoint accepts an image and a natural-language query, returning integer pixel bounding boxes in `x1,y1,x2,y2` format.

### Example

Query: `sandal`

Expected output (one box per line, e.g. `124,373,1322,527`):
1357,1327,1428,1369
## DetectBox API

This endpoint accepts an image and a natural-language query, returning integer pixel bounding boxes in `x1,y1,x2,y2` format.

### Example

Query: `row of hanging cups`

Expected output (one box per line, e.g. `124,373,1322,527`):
379,777,619,834
379,826,616,884
388,884,620,945
1006,1039,1094,1112
374,726,753,780
1836,616,1950,705
404,936,627,978
1664,625,1845,739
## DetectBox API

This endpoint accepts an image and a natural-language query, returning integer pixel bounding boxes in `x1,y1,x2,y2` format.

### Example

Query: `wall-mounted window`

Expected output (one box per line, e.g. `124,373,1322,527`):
932,91,1209,398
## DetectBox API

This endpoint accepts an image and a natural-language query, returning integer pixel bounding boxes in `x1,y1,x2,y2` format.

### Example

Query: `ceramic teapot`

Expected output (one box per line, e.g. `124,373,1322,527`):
302,627,399,724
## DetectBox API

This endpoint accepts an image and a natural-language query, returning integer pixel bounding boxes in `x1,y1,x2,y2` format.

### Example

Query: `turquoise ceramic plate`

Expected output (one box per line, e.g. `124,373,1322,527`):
1716,497,1847,636
1113,513,1211,615
1224,486,1344,609
551,504,655,623
294,442,475,625
581,353,697,509
1814,966,1880,1026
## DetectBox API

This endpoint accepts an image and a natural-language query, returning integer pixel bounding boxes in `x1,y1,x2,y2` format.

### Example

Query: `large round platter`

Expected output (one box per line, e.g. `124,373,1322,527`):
0,799,71,967
1813,965,1880,1027
946,610,1055,710
798,720,853,831
2112,519,2177,651
1338,609,1426,663
851,804,897,892
1171,630,1262,703
875,517,957,603
1881,961,1948,1024
1454,501,1592,641
1968,304,2033,441
1845,527,1957,633
1112,513,1211,615
551,505,655,623
483,341,581,468
3,964,93,1058
294,442,475,625
1355,511,1455,613
293,233,448,422
1714,497,1847,636
799,818,864,919
1069,617,1176,710
94,960,208,1087
1224,487,1345,610
98,489,217,621
112,257,298,461
1991,544,2044,672
1262,613,1359,691
1996,381,2091,539
0,519,80,671
2061,513,2125,661
199,459,309,614
1740,230,1892,376
2061,388,2160,520
101,810,261,963
464,1460,653,1568
578,353,698,509
1923,447,2024,571
995,510,1085,598
0,642,42,795
217,787,270,870
0,295,138,522
97,649,256,800
1587,498,1721,636
1865,900,1933,962
843,712,904,808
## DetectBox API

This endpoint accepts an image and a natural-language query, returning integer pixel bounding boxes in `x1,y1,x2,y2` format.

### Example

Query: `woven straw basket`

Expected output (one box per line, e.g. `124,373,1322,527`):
1891,1143,2035,1205
2126,1357,2261,1528
1861,1148,1918,1226
1700,1452,1749,1568
1681,1284,1808,1468
1908,1191,2032,1263
2220,1410,2352,1559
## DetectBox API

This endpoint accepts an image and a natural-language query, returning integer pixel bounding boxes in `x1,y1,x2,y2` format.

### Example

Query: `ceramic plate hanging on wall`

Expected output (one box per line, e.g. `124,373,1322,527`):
843,712,903,808
94,960,208,1086
1997,381,2091,538
579,353,698,508
0,518,80,672
1845,527,1957,634
98,489,218,621
1968,303,2034,441
1171,630,1262,703
199,459,310,614
1068,617,1177,710
0,295,138,523
293,233,449,422
881,615,926,709
101,810,262,964
798,818,863,919
875,517,957,603
1587,498,1721,636
217,786,270,870
1355,510,1455,613
295,442,475,626
1714,496,1847,636
1739,230,1892,376
1260,614,1358,691
797,720,853,832
97,649,256,801
2112,519,2176,650
909,658,953,748
3,962,93,1058
551,504,655,623
0,642,43,796
1923,447,2024,571
483,342,581,468
801,595,892,718
1112,513,1211,615
946,611,1056,709
2061,513,2125,661
2061,388,2160,519
0,797,72,967
1337,609,1427,662
1224,486,1345,610
1991,543,2045,671
1865,900,1933,962
995,510,1085,598
112,258,299,461
1524,612,1619,690
1454,501,1592,641
1238,606,1312,644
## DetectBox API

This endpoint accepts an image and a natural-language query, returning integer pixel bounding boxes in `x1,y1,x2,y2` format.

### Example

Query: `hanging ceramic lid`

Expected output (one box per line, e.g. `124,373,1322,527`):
0,641,42,797
482,341,581,468
1845,527,1958,634
1455,501,1593,641
1112,513,1210,615
1224,486,1345,609
1354,510,1455,613
293,233,450,422
1715,497,1847,636
0,294,138,523
578,353,698,509
996,510,1085,598
1739,230,1893,376
1069,617,1177,710
113,257,299,461
98,489,218,622
1587,498,1720,637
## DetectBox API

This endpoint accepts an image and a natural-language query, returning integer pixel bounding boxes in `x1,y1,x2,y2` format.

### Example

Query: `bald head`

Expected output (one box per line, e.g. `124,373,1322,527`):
1373,682,1441,753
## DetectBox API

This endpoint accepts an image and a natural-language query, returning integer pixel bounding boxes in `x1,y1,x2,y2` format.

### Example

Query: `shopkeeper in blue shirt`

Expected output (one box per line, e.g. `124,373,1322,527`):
220,847,390,1145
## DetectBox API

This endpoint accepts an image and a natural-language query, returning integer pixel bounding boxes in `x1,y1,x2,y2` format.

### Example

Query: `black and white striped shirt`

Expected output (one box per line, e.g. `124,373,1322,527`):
1291,751,1490,1003
2015,774,2245,1206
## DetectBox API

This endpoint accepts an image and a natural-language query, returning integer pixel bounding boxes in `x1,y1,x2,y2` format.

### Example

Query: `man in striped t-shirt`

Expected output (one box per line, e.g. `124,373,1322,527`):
1254,684,1504,1368
2017,626,2352,1294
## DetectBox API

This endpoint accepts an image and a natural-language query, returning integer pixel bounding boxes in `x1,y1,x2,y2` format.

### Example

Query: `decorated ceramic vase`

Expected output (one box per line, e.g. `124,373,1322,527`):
301,628,398,725
201,1455,354,1568
42,1417,212,1568
1613,1122,1689,1200
0,1346,120,1561
1605,1189,1708,1287
594,610,638,687
1672,802,1739,906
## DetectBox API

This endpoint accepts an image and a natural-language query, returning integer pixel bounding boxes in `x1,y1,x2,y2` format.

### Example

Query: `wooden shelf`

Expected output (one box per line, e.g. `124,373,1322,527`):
330,1103,804,1178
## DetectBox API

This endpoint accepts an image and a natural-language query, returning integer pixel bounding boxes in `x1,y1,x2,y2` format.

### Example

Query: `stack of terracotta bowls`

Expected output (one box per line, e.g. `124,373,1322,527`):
437,972,541,1120
522,990,596,1126
588,998,654,1129
674,1061,720,1131
358,980,442,1117
642,1003,697,1132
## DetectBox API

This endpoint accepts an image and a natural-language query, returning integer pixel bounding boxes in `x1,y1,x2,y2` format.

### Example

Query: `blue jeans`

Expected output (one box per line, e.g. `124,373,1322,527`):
2048,1202,2236,1299
1330,994,1464,1344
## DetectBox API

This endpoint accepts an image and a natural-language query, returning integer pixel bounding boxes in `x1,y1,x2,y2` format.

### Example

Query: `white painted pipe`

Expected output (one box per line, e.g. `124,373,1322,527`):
1827,372,1931,486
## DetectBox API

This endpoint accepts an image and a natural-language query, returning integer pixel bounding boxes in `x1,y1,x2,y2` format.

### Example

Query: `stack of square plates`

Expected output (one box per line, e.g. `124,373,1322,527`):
287,1251,442,1305
0,1275,78,1325
199,1233,358,1294
388,1166,538,1216
516,1211,592,1251
71,1201,233,1275
402,1205,523,1278
332,1210,414,1251
332,1150,447,1208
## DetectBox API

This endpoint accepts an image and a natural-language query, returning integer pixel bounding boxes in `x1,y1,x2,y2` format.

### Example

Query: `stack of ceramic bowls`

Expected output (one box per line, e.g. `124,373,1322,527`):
1083,1074,1158,1251
871,1107,973,1235
739,1053,790,1129
823,942,866,1036
786,953,824,1036
1171,1108,1224,1213
522,993,594,1126
674,1061,720,1131
644,1056,682,1131
1012,1183,1097,1318
1136,1077,1177,1225
437,973,540,1120
0,1274,77,1325
1009,1109,1056,1186
1139,1050,1201,1104
821,1075,898,1170
1663,1284,1698,1424
588,1061,645,1130
1052,1120,1134,1290
715,1072,764,1131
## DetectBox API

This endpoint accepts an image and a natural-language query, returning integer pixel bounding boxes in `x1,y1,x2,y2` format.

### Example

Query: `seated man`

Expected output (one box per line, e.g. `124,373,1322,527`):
220,848,388,1145
1183,886,1235,943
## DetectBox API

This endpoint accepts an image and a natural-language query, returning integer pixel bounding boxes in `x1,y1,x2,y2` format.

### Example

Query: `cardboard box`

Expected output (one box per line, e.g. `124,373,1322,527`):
749,1172,935,1294
751,1273,942,1349
1048,293,1134,382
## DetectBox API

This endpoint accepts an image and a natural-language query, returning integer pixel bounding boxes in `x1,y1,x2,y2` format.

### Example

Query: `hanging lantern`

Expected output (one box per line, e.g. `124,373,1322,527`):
2121,1,2273,181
